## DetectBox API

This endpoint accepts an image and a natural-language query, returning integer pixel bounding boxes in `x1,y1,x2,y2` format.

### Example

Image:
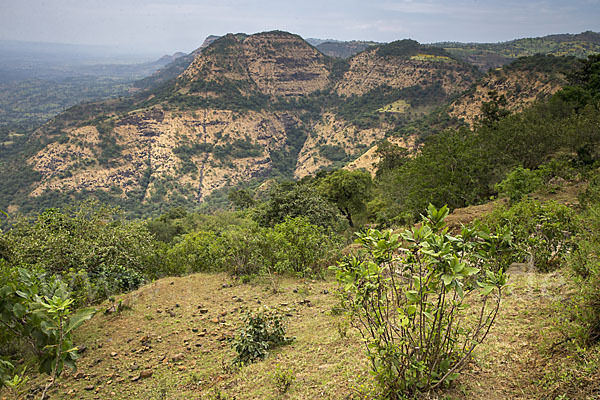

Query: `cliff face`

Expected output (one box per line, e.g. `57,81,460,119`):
19,33,572,211
181,32,331,98
335,41,477,97
449,56,576,126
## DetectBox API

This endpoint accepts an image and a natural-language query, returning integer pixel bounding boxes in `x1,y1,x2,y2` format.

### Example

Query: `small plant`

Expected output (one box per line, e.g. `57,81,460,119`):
332,205,509,398
232,307,295,366
272,364,296,394
0,267,95,398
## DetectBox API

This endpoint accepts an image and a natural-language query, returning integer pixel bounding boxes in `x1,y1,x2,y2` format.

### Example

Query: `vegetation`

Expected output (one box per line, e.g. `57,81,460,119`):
232,308,294,366
333,205,509,397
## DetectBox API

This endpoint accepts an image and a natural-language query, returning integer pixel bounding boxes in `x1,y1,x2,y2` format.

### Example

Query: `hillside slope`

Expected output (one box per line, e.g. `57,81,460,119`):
15,266,591,399
0,32,585,216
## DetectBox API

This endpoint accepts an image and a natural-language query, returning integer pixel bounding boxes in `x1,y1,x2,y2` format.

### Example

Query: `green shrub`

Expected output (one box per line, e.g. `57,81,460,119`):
2,202,156,304
484,199,577,272
332,205,508,397
495,166,543,203
271,364,296,394
0,264,94,393
232,307,294,366
566,204,600,345
266,216,341,277
165,231,225,275
579,168,600,208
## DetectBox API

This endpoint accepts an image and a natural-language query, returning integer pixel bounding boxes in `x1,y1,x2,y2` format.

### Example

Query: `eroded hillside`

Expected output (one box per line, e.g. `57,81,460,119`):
449,55,579,126
9,33,579,214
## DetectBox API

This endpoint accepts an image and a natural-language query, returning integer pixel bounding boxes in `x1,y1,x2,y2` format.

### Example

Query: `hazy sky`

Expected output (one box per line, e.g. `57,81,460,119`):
1,0,599,55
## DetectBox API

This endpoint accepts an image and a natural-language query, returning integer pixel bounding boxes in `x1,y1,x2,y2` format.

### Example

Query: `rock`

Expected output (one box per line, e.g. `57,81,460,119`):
171,353,185,362
198,308,209,314
548,176,566,186
219,311,227,317
84,385,95,391
74,372,86,379
110,352,118,358
211,318,220,324
140,370,153,379
175,303,180,308
191,328,199,333
322,289,329,295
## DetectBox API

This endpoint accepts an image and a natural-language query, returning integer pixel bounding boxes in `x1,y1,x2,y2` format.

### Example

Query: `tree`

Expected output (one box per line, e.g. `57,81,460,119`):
318,169,373,227
228,188,255,210
479,90,510,126
252,182,345,231
374,140,409,178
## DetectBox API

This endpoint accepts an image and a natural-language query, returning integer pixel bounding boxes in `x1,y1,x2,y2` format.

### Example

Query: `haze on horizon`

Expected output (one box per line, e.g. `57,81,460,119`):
1,0,599,57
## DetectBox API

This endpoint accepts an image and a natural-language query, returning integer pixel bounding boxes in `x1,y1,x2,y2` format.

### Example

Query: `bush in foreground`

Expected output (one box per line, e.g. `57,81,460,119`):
333,205,509,397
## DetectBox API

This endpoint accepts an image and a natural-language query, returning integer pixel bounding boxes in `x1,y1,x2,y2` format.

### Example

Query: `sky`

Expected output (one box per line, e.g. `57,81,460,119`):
1,0,599,56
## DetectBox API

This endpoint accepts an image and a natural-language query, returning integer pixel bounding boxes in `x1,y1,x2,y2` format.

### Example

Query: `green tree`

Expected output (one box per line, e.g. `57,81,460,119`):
479,90,510,126
318,169,373,227
374,141,410,178
252,183,345,231
228,188,255,210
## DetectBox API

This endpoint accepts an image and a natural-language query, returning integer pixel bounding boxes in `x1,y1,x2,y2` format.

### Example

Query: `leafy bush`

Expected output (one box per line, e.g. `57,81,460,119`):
332,205,508,397
271,364,296,394
164,216,341,278
484,199,577,272
265,216,341,277
165,231,225,275
0,265,94,394
495,166,543,203
252,183,346,231
232,308,294,365
566,203,600,345
2,202,156,304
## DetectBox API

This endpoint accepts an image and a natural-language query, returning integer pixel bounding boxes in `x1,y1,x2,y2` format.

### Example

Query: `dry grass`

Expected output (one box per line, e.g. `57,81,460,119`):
9,267,598,400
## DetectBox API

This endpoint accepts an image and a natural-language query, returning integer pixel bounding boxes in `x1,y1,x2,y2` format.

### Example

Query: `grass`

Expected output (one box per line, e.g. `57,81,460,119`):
377,99,410,114
409,54,453,63
9,266,599,400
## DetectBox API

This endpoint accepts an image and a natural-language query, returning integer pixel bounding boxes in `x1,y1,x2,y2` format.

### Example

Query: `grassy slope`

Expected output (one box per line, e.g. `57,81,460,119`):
15,270,590,400
9,183,600,400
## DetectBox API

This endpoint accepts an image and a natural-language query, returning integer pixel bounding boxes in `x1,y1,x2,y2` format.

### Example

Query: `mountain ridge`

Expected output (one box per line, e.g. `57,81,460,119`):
1,30,594,216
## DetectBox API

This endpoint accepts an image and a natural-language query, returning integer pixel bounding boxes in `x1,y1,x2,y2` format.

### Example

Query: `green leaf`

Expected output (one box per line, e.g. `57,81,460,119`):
12,303,27,319
462,266,480,276
481,285,496,296
66,308,96,334
405,291,419,303
441,274,454,286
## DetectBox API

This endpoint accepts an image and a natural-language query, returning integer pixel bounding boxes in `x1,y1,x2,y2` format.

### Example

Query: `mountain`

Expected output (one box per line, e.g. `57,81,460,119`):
315,40,380,59
0,31,586,216
432,31,600,71
448,55,580,126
